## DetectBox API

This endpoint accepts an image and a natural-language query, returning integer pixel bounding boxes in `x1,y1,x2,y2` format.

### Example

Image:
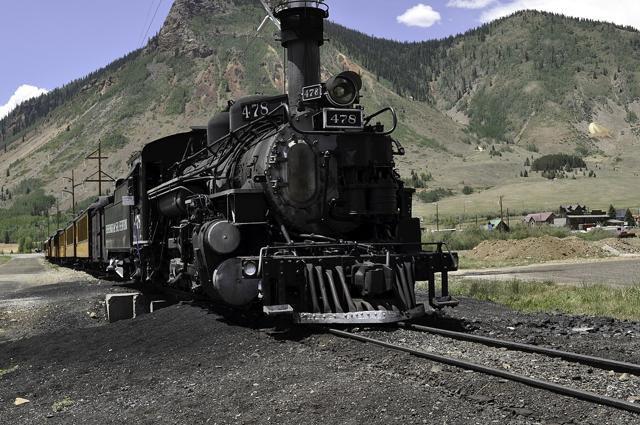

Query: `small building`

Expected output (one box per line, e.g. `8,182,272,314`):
486,218,510,232
553,217,567,228
523,212,555,226
566,214,609,230
559,204,587,217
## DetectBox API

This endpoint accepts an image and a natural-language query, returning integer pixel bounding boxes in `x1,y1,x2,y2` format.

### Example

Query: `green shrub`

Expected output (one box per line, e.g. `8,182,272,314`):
405,170,433,188
532,154,586,172
417,188,454,203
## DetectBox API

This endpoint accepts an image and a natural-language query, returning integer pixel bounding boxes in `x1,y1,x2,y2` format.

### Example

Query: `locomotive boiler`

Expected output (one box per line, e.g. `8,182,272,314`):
45,0,458,324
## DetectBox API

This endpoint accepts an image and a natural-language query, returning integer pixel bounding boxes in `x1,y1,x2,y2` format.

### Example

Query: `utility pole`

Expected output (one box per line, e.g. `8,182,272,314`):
499,195,504,220
85,140,115,196
56,199,60,229
62,169,82,215
436,203,440,231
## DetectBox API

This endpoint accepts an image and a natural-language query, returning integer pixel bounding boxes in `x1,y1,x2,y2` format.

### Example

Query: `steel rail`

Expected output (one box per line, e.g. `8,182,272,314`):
328,328,640,414
400,323,640,375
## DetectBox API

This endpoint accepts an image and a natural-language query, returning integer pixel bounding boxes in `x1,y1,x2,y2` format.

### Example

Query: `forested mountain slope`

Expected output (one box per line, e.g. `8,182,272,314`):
0,0,639,241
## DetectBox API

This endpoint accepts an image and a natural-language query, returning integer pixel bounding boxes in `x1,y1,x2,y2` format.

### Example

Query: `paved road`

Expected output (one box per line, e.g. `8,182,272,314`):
454,257,640,286
0,254,47,293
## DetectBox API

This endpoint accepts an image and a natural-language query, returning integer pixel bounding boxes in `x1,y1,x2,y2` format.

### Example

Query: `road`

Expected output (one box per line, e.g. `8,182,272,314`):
454,257,640,286
0,254,47,293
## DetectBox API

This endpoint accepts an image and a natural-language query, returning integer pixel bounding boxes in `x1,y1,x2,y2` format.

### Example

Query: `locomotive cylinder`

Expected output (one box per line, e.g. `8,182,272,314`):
203,220,241,255
212,258,259,306
157,188,194,217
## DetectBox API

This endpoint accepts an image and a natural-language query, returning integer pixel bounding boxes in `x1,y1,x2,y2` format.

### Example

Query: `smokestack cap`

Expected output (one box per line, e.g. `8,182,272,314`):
274,1,329,46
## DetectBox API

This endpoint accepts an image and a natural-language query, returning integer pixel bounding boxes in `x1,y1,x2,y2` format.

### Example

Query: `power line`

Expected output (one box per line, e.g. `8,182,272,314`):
140,0,164,49
138,0,156,48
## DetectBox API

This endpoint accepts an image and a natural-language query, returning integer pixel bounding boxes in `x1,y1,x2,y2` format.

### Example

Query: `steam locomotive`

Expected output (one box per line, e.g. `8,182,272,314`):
44,0,458,324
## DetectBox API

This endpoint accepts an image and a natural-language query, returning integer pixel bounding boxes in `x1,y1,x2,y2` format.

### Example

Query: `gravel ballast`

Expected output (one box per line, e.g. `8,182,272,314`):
1,268,639,423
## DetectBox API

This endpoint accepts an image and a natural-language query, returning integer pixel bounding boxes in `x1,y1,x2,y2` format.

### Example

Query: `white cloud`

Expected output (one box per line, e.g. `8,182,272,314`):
481,0,640,30
397,4,442,28
447,0,496,9
0,85,48,120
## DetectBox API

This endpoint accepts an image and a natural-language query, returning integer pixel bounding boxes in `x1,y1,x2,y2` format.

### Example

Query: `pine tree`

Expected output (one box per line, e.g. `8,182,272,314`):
608,204,616,218
624,209,636,226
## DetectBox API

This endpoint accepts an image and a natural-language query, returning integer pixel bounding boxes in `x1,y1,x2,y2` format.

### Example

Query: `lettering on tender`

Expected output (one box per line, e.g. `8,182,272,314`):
105,219,128,235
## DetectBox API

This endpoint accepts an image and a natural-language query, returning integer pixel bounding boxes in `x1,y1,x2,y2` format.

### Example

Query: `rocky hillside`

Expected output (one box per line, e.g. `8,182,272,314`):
1,0,639,229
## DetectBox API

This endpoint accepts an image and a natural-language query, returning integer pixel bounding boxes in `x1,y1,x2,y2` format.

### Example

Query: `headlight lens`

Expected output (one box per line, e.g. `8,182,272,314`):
326,76,358,106
242,261,258,277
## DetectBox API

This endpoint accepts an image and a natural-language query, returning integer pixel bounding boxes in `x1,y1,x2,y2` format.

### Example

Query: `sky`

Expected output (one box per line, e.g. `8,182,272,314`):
2,0,640,119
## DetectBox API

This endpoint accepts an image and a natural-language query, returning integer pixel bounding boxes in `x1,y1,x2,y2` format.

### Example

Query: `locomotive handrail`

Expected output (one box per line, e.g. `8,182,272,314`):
176,104,286,173
150,104,289,197
256,241,456,275
147,176,213,200
363,107,398,136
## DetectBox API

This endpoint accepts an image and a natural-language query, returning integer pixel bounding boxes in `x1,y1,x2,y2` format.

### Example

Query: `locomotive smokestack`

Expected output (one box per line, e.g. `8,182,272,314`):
274,1,328,107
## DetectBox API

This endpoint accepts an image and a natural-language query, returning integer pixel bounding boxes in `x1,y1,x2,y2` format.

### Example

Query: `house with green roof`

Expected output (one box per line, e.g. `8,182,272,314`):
485,218,510,232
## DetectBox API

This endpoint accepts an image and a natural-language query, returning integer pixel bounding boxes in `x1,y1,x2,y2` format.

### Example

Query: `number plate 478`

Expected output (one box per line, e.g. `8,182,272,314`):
323,108,364,129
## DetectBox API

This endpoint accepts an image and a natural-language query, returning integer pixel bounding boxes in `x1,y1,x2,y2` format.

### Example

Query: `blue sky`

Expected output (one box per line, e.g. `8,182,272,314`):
2,0,640,118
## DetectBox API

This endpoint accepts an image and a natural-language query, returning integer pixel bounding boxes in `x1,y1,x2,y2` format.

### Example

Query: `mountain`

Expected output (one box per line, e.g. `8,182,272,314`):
1,0,639,241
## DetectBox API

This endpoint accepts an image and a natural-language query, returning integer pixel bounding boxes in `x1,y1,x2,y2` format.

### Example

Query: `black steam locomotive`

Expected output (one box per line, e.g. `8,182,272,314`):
44,0,458,324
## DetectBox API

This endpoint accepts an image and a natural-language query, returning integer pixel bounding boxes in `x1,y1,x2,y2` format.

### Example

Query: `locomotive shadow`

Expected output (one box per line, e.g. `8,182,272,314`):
411,310,469,332
107,277,467,341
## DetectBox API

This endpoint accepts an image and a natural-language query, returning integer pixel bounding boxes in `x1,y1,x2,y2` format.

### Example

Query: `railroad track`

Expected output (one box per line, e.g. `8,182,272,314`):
329,326,640,414
401,322,640,375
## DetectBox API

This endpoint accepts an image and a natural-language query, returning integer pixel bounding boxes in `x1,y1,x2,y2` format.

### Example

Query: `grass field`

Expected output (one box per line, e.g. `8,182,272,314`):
423,223,613,251
451,279,640,321
456,254,543,270
414,174,640,223
0,256,11,266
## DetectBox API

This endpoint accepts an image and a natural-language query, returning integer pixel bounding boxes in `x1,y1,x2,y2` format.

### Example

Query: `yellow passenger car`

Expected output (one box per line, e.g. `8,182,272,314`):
65,223,75,258
75,213,90,259
59,229,66,258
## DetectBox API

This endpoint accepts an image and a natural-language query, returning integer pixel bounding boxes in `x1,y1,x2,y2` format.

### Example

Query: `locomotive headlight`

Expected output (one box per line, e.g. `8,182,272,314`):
325,71,362,107
242,260,258,277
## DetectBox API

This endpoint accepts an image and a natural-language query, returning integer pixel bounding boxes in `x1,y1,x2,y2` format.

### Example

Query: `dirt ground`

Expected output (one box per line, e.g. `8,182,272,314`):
1,256,639,424
468,236,609,263
460,236,640,285
455,256,640,286
0,244,19,254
